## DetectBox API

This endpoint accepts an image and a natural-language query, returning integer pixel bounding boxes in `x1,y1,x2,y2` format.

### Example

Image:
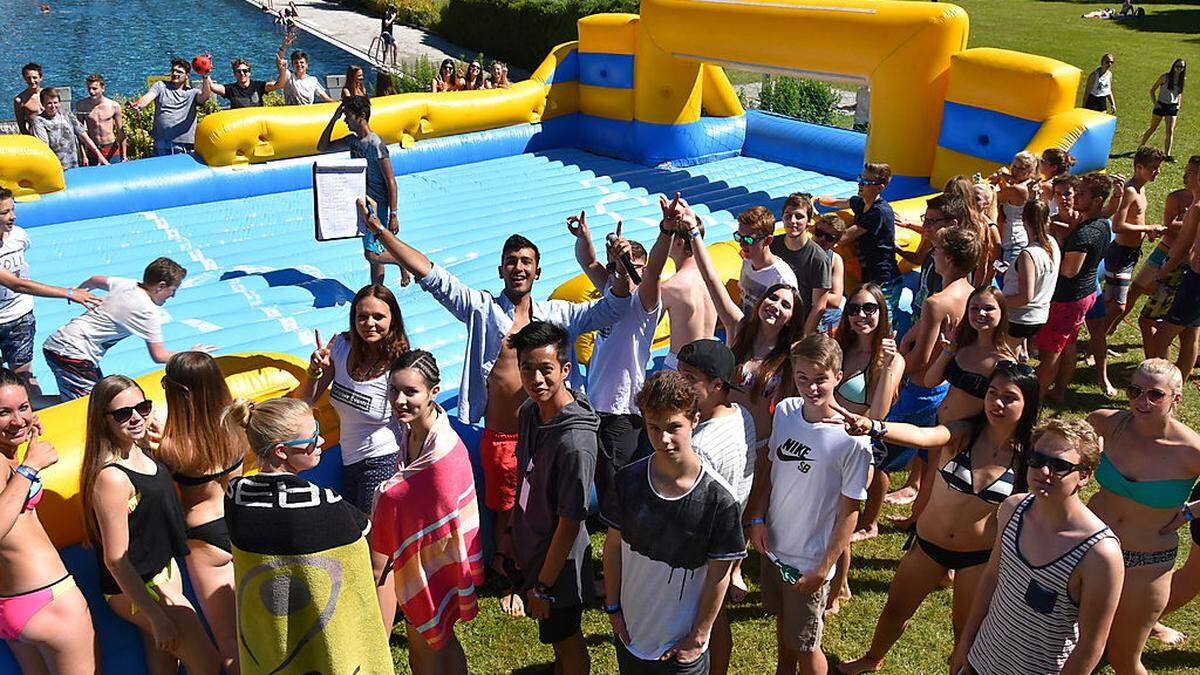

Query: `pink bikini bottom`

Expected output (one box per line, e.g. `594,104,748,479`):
0,574,75,641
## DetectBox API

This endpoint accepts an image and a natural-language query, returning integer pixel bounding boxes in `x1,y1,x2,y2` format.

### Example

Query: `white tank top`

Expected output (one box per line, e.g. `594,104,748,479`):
1003,239,1060,325
1158,78,1182,105
1000,202,1029,264
1089,68,1112,98
328,333,399,465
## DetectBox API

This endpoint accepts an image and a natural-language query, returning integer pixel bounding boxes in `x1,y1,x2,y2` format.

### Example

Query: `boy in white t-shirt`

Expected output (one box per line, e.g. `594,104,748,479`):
42,257,199,401
734,206,797,317
744,334,872,675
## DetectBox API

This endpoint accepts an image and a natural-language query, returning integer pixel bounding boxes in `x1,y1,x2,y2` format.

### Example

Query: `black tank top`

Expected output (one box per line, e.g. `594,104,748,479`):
95,459,189,596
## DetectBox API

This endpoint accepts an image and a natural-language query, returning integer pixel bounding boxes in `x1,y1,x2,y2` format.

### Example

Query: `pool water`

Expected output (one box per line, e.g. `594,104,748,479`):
0,0,363,99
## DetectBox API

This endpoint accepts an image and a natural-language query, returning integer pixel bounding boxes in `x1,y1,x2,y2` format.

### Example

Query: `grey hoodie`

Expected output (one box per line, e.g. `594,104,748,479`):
511,389,600,607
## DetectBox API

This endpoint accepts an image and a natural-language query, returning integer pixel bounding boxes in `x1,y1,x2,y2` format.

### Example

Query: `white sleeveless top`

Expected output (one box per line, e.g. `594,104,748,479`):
328,333,399,465
1003,239,1060,325
1000,201,1030,264
1089,68,1112,98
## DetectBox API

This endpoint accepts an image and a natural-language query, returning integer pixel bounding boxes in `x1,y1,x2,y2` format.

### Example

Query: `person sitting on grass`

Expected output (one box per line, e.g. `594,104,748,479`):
601,370,746,675
744,334,872,675
508,321,600,675
202,32,294,108
31,88,107,170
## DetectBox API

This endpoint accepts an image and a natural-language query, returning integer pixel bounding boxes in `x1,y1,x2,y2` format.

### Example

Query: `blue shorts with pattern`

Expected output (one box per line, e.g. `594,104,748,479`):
0,312,35,369
363,200,389,256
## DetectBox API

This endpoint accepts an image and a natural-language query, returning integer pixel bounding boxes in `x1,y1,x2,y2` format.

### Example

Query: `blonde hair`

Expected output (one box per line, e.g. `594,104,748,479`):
222,397,312,461
1011,151,1038,177
1034,418,1101,473
1136,358,1184,413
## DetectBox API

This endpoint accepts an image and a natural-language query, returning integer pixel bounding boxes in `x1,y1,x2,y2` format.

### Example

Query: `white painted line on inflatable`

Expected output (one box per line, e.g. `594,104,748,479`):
179,318,224,332
685,0,875,13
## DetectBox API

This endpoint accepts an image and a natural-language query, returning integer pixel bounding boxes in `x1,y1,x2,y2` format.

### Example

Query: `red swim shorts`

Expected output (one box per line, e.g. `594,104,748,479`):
479,428,520,511
1033,295,1096,355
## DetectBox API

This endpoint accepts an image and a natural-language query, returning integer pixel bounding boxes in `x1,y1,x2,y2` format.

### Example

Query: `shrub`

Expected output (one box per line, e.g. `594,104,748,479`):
118,92,259,160
758,76,840,127
438,0,638,71
382,56,442,94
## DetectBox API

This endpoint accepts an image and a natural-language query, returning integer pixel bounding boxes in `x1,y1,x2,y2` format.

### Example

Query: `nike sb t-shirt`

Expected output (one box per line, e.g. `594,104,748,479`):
766,397,871,577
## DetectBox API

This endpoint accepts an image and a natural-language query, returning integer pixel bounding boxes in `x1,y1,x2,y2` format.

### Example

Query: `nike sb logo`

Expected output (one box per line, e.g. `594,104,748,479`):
777,439,815,473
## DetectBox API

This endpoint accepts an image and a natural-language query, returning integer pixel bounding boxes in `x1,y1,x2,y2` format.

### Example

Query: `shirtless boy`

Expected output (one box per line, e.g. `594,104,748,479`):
75,75,125,164
658,192,718,367
360,200,627,614
13,63,42,135
1103,146,1167,336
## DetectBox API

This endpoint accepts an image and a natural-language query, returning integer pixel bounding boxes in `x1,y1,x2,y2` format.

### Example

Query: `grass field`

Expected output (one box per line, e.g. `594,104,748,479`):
389,1,1200,672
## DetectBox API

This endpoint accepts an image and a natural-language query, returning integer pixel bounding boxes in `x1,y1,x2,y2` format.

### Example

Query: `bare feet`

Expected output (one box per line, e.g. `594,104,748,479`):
729,566,749,603
1098,377,1117,398
1151,621,1188,645
884,486,918,505
499,591,526,617
837,656,885,674
824,594,843,615
851,523,879,543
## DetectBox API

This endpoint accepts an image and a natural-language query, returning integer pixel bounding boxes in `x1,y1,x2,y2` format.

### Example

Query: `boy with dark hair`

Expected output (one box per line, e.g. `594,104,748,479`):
811,214,847,334
1035,172,1114,401
75,74,126,164
1103,146,1167,341
203,32,294,109
567,211,667,502
14,62,43,135
745,334,872,675
508,320,599,675
602,370,745,674
817,163,901,318
770,194,831,335
735,205,797,316
318,95,411,286
131,57,209,156
284,50,333,105
31,88,107,170
43,257,204,401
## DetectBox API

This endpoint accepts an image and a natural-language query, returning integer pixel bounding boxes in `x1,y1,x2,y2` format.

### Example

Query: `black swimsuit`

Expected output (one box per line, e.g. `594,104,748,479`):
173,458,243,554
95,461,189,595
945,358,990,400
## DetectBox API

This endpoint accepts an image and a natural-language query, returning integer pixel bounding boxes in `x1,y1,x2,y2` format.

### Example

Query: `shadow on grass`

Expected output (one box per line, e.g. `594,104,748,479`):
1145,647,1200,671
1035,3,1200,42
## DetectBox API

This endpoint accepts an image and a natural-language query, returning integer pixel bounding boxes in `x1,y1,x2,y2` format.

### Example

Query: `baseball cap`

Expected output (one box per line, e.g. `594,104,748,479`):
677,339,737,386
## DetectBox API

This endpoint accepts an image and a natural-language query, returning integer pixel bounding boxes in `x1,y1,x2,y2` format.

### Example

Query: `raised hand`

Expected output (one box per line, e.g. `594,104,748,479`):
22,425,57,472
823,400,872,436
606,220,632,267
309,329,332,376
356,197,383,235
566,210,590,240
937,314,958,352
881,330,898,365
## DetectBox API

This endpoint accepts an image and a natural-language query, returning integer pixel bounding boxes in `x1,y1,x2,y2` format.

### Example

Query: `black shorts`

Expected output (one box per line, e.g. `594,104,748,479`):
539,604,584,645
1008,320,1045,339
1154,102,1180,117
1190,483,1200,549
1084,94,1108,112
615,638,711,674
1164,268,1200,328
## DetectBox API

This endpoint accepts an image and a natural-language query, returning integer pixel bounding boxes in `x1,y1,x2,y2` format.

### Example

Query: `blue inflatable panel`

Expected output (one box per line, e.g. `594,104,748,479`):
884,174,936,201
550,48,580,84
742,110,865,180
936,101,1042,166
578,52,635,89
1068,116,1117,174
576,114,745,166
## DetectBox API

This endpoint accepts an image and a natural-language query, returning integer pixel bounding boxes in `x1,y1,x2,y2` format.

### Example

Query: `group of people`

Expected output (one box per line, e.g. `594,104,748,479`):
431,57,511,92
1083,53,1186,160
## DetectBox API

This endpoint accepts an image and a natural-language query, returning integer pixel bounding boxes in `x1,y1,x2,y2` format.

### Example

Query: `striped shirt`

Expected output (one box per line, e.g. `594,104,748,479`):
692,404,757,510
967,494,1115,674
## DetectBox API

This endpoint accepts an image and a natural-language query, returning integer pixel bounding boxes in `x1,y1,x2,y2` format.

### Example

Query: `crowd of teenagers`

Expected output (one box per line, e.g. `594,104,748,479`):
4,126,1200,674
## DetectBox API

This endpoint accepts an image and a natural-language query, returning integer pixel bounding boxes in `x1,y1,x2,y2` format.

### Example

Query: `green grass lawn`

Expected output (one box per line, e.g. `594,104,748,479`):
388,1,1200,672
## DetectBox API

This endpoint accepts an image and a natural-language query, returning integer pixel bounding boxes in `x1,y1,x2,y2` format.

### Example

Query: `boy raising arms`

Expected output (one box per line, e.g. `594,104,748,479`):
509,321,601,675
602,370,745,675
744,334,872,675
658,193,718,367
1103,145,1167,336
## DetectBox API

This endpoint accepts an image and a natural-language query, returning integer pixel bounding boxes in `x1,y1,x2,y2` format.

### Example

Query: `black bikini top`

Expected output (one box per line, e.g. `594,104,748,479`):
946,358,990,400
173,457,244,487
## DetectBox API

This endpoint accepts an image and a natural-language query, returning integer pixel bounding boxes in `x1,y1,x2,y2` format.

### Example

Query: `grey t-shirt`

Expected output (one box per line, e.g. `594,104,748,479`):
149,80,203,148
770,236,831,317
30,111,86,169
349,132,391,201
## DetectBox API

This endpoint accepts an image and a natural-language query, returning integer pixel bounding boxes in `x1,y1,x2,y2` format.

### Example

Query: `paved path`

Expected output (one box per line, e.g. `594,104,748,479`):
246,0,473,69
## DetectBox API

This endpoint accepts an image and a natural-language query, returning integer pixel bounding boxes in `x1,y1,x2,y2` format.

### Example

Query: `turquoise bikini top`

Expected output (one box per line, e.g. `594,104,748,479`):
836,369,869,407
1095,453,1195,510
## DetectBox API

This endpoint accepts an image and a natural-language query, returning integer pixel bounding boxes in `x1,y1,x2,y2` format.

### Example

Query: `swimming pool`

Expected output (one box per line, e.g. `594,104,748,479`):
0,0,363,98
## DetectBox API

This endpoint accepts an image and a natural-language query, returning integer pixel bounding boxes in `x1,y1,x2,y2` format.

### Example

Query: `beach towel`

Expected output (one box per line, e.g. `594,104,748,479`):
370,408,484,650
226,473,393,675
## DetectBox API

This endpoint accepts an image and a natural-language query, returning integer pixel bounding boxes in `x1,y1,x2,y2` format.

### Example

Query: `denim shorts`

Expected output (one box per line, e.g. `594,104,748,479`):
0,312,35,369
342,451,400,514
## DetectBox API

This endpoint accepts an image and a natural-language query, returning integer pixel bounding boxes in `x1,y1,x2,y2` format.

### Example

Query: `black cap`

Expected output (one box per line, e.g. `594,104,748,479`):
677,339,737,385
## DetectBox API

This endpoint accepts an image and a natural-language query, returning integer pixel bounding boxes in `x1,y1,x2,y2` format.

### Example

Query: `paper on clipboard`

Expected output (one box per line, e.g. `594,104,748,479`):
313,159,367,241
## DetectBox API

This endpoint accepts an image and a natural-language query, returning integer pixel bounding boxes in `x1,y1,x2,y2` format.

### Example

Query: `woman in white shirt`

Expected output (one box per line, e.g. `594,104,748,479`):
1003,200,1061,359
295,284,409,511
1084,53,1116,113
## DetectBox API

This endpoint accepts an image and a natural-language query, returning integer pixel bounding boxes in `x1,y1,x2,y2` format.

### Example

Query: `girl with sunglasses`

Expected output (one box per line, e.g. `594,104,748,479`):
432,58,461,92
1086,358,1200,675
0,368,97,673
837,361,1038,675
1140,58,1186,159
223,397,392,674
461,61,485,90
154,352,249,673
811,214,846,334
1003,200,1061,358
81,375,219,673
827,284,904,611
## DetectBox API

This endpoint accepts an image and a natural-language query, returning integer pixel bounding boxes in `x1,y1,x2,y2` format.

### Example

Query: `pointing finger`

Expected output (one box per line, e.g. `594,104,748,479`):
615,220,623,238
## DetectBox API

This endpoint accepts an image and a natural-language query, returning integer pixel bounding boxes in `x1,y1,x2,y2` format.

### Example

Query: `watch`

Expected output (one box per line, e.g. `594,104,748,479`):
868,420,888,439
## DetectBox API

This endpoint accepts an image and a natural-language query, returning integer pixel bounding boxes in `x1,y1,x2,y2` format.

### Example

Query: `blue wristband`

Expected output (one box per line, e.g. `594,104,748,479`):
744,517,765,528
1184,505,1196,523
14,465,39,482
604,603,622,614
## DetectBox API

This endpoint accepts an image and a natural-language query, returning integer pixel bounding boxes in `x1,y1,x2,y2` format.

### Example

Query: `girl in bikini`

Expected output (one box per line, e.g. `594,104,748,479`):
154,352,249,673
1087,358,1200,675
461,61,485,90
432,59,461,92
81,375,220,674
0,368,97,673
341,64,368,99
837,361,1039,674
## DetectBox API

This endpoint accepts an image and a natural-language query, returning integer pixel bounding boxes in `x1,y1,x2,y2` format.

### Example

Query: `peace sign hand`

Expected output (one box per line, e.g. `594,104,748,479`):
822,399,873,436
309,330,332,375
938,314,959,352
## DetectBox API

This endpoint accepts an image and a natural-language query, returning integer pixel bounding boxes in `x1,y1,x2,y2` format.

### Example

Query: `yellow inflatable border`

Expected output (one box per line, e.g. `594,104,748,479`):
0,135,65,199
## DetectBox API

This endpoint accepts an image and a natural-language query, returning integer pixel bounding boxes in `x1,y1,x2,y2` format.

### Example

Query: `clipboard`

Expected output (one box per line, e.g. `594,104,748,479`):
313,159,368,241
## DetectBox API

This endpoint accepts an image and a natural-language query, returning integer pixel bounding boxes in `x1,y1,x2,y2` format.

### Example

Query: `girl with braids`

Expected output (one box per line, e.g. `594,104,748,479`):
836,361,1039,675
81,375,219,673
155,351,248,673
1003,200,1061,358
296,283,409,512
0,368,97,673
370,350,482,674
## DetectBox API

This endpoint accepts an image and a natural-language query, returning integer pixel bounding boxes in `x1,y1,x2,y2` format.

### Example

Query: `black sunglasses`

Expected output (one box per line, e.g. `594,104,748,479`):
846,301,879,317
234,67,251,73
107,399,153,424
995,360,1036,377
814,229,839,242
1025,449,1082,477
1127,384,1169,404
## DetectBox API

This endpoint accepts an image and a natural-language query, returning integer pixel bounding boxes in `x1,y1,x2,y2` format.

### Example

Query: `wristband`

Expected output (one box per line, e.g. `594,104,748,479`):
743,517,765,528
941,349,956,357
1184,505,1196,523
307,367,324,379
65,289,74,304
14,464,39,482
868,419,888,439
689,228,702,239
659,224,675,238
604,603,622,615
532,582,556,603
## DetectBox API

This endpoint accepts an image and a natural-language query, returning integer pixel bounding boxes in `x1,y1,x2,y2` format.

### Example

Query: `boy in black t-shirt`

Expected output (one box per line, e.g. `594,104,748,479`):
817,163,901,319
201,32,294,108
507,321,598,675
770,193,832,335
602,370,745,674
